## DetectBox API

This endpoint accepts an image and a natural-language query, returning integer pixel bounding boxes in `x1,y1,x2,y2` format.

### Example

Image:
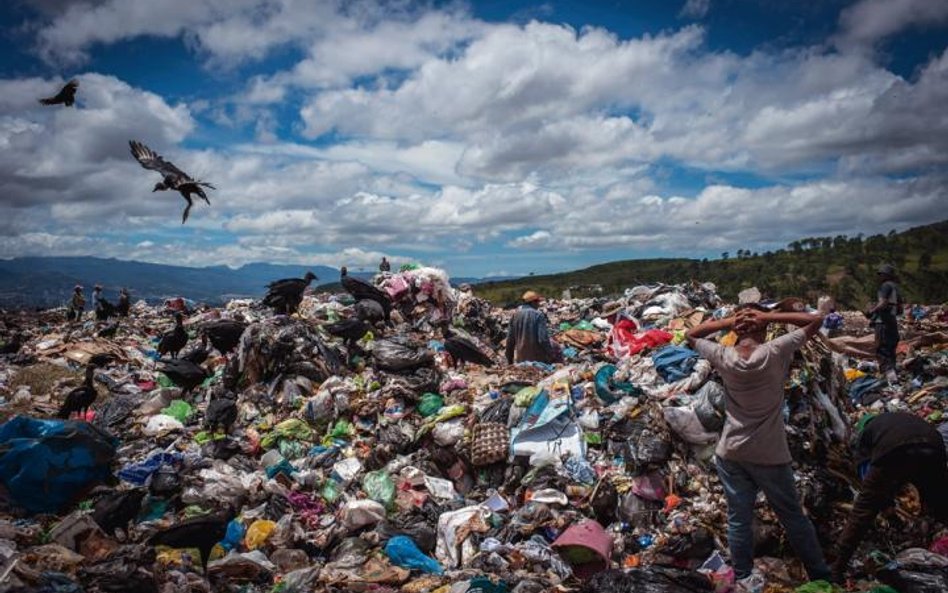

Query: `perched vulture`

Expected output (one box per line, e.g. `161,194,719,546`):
156,359,208,396
201,319,247,354
262,271,317,315
340,266,391,320
443,327,494,368
58,365,97,419
157,313,188,359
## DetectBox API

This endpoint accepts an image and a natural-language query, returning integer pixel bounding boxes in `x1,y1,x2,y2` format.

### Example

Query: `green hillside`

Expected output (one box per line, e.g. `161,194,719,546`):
476,220,948,307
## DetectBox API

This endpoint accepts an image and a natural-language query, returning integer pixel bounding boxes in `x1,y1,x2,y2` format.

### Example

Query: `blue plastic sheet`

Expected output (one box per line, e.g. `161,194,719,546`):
385,535,444,574
117,451,183,485
652,346,699,383
849,376,885,405
0,415,118,514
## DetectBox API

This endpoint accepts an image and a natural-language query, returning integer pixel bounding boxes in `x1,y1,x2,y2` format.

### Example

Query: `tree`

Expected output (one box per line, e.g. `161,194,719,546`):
722,252,729,260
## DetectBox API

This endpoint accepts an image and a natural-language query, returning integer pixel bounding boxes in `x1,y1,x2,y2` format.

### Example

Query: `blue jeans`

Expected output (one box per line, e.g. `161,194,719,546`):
715,456,831,581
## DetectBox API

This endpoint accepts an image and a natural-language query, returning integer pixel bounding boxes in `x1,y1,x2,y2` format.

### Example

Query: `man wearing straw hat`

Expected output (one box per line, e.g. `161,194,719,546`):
505,290,560,365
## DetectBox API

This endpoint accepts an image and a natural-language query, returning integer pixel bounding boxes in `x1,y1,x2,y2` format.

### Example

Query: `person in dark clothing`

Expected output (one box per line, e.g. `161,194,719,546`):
865,264,902,384
66,285,85,321
116,288,131,317
505,291,560,365
832,412,948,579
379,257,391,273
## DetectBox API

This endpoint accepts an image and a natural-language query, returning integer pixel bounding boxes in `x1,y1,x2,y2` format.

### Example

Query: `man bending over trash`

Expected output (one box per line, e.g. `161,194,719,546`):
831,412,948,581
687,304,831,589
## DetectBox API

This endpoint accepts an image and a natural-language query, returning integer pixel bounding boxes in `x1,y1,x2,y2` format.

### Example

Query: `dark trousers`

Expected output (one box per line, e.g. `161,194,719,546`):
833,445,948,574
715,456,831,581
874,318,899,372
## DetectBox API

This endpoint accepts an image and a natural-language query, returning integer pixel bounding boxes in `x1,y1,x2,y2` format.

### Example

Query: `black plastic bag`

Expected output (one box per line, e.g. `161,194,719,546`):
582,567,713,593
877,567,948,593
373,337,434,372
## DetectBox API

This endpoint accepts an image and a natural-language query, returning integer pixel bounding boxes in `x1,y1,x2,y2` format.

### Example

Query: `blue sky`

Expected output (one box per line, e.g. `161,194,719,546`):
0,0,946,277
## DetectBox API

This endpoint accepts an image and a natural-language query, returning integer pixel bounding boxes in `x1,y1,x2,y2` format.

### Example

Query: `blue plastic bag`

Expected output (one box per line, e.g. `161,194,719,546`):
117,451,183,485
0,416,118,514
385,535,444,574
652,346,699,382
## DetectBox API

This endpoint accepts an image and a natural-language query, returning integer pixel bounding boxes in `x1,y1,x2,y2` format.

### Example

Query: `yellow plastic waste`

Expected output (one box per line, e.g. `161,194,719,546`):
719,331,738,347
244,519,277,550
844,368,866,381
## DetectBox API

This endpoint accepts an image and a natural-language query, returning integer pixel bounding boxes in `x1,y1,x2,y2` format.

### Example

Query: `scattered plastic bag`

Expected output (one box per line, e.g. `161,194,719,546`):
385,535,444,574
363,470,396,508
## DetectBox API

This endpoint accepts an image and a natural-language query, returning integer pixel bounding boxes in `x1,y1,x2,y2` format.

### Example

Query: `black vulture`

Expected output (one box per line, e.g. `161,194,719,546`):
156,359,208,396
58,365,97,419
205,392,238,433
442,327,494,368
262,271,317,315
201,319,247,354
148,505,237,571
96,322,119,339
38,79,79,106
157,313,188,359
354,299,386,324
129,140,215,224
340,266,391,320
92,488,147,535
180,337,210,365
325,318,370,349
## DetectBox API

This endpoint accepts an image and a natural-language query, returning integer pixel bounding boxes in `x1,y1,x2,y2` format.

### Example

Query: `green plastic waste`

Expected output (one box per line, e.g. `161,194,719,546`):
260,418,313,448
161,400,193,423
329,420,353,439
558,322,572,331
279,439,307,460
157,374,176,389
418,393,444,417
321,479,341,503
574,320,595,331
362,470,395,508
514,386,542,407
794,581,834,593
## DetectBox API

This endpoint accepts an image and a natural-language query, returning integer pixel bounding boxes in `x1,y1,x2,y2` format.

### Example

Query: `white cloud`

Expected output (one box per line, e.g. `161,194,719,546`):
679,0,710,20
836,0,948,50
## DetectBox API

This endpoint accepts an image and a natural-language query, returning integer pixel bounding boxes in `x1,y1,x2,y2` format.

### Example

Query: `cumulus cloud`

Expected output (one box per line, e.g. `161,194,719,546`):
4,3,948,275
836,0,948,50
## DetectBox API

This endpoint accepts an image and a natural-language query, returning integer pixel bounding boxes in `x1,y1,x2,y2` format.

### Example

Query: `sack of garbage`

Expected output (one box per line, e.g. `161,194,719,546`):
664,406,718,445
0,416,118,514
372,337,435,372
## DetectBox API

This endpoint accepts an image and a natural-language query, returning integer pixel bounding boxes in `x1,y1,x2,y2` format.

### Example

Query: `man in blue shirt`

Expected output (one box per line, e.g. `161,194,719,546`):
505,291,560,364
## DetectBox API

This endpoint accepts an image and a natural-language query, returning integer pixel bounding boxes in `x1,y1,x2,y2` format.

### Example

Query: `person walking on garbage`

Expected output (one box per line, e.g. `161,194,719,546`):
831,412,948,580
686,304,832,587
865,264,903,384
116,287,131,317
379,256,391,273
505,290,561,365
66,284,85,321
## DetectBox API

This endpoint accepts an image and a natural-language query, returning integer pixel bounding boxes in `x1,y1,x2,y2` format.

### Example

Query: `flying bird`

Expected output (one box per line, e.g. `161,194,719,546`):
58,365,97,419
442,327,494,368
38,79,79,107
158,313,188,359
129,140,215,224
262,271,317,315
340,267,391,321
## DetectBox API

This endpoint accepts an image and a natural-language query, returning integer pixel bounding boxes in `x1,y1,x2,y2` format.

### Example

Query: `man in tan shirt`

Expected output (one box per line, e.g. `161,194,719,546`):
687,305,831,589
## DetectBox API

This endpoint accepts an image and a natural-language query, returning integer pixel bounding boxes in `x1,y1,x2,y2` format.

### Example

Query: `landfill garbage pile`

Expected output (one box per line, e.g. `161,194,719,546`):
0,274,947,593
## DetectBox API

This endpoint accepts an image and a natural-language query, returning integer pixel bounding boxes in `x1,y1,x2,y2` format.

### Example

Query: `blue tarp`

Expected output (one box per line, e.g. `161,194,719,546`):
0,415,118,514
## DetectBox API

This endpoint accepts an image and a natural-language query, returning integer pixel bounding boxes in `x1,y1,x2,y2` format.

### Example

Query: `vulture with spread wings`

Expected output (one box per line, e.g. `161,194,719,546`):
39,80,79,106
129,140,215,223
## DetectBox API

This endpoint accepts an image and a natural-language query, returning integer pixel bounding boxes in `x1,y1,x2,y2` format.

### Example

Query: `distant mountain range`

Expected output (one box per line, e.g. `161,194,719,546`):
0,257,518,308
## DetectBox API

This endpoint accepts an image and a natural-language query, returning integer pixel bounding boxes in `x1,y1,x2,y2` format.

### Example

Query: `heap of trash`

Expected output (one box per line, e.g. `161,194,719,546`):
0,267,947,593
